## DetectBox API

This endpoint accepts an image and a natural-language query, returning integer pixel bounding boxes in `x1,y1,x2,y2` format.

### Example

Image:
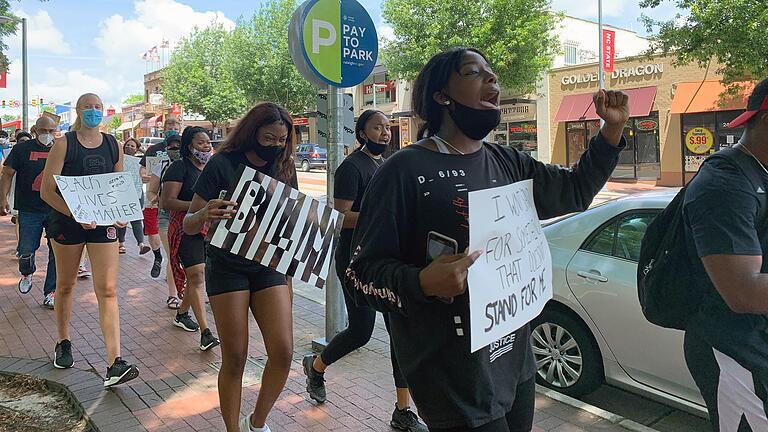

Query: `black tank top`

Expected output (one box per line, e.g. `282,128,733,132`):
61,131,117,176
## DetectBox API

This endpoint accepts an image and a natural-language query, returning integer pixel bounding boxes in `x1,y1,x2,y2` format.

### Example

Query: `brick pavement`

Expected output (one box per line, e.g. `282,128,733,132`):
0,215,639,432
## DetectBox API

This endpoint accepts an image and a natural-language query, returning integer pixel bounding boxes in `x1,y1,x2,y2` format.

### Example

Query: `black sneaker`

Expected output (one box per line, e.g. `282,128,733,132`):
150,257,162,278
173,312,199,332
53,340,74,369
391,405,428,432
302,355,326,403
200,328,220,351
104,357,139,388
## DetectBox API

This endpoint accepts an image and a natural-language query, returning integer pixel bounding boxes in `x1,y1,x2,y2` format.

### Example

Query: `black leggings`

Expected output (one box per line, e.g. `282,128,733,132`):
428,378,536,432
320,261,408,388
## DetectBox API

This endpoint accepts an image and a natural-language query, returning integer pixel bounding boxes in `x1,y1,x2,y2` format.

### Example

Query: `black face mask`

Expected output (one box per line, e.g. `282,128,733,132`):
254,143,283,164
447,98,501,140
365,139,388,156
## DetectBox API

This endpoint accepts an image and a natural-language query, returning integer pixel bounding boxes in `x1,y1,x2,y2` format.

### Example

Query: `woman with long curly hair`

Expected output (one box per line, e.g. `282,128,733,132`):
184,102,298,432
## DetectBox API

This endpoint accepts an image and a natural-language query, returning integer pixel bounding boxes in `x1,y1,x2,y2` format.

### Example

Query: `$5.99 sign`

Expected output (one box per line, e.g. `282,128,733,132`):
685,127,714,155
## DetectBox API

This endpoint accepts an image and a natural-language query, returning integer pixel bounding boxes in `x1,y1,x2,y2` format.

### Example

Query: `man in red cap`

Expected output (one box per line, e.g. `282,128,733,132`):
682,76,768,431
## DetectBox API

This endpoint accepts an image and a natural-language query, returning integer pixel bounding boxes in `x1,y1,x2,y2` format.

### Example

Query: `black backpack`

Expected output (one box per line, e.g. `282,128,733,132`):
637,147,768,330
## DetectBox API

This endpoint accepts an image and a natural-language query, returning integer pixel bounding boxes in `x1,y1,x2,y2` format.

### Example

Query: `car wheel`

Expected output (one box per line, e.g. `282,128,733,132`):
301,159,311,172
530,309,603,396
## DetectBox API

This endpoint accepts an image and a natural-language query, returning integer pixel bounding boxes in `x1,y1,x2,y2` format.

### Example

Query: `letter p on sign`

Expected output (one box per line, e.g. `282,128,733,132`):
312,19,336,54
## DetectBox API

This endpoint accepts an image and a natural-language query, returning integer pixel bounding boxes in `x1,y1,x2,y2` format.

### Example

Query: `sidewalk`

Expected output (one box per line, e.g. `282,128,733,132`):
0,216,639,432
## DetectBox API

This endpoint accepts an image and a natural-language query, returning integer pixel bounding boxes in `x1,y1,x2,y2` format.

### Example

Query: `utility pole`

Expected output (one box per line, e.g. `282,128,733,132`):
320,85,348,344
598,0,605,126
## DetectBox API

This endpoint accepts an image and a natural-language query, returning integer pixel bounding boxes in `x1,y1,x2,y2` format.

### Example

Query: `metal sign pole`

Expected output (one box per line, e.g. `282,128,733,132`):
313,85,348,350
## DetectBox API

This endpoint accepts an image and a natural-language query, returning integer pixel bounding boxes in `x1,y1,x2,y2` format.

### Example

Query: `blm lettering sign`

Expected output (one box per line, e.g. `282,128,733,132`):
467,179,552,352
208,165,344,288
54,172,143,225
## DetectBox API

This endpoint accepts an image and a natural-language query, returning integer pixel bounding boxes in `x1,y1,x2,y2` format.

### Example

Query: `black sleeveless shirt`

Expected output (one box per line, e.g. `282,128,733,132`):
61,131,118,176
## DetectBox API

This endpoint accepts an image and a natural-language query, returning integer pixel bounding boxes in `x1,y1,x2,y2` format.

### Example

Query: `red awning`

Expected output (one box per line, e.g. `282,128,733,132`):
140,114,163,129
554,86,657,122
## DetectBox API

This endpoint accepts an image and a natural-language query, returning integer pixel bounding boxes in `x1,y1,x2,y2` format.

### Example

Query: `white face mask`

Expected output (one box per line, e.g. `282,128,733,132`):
38,133,54,146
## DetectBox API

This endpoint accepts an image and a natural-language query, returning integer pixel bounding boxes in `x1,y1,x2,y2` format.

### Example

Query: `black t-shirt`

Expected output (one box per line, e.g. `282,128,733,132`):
683,155,768,371
347,134,623,428
140,140,168,167
193,151,299,271
334,150,383,267
3,139,51,213
162,158,201,203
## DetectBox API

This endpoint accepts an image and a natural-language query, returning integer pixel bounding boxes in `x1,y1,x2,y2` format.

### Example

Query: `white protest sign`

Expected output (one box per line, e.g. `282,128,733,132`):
468,179,552,353
209,165,344,289
145,155,170,177
54,172,143,225
123,155,143,198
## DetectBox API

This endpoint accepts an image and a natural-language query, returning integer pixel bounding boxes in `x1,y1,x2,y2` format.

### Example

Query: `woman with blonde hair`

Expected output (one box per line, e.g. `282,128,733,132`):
41,93,139,387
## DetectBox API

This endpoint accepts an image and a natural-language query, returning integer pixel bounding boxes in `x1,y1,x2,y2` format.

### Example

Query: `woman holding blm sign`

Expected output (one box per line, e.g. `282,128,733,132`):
183,102,298,432
41,92,139,387
345,48,629,431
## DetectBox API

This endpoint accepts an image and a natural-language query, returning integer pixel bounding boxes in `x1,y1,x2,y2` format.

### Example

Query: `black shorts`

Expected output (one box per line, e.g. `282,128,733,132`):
205,251,287,297
47,211,118,245
178,234,206,268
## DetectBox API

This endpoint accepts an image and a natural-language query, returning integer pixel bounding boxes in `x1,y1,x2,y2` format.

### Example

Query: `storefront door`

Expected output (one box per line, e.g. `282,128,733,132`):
610,114,661,181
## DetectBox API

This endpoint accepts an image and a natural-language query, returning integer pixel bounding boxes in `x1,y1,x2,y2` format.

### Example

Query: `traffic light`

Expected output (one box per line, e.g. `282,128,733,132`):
39,98,43,105
1,100,5,108
31,99,36,107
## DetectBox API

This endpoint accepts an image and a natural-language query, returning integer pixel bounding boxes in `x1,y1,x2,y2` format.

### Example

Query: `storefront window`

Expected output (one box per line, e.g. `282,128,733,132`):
566,122,588,166
509,122,538,158
716,111,745,149
492,122,538,158
568,113,660,180
682,112,718,172
362,72,396,107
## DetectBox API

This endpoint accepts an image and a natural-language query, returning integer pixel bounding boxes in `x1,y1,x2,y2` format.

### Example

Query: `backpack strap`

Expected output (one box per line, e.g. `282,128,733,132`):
102,133,120,166
708,147,768,234
63,131,78,164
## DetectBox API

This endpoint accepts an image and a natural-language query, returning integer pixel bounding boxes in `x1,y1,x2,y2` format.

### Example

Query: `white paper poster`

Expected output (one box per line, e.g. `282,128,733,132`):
208,165,344,288
145,154,170,177
54,172,143,225
123,155,143,198
468,179,553,353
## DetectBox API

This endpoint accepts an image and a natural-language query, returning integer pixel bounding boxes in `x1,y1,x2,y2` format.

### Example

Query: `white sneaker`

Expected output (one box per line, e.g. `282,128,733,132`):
239,415,270,432
18,274,33,294
77,265,92,279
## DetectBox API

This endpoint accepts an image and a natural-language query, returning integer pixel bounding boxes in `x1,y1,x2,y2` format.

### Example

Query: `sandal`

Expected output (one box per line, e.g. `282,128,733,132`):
166,296,180,310
139,244,151,255
118,244,127,254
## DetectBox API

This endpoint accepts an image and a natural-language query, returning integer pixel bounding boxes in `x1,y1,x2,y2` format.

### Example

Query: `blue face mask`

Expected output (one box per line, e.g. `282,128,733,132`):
165,130,178,139
81,109,103,129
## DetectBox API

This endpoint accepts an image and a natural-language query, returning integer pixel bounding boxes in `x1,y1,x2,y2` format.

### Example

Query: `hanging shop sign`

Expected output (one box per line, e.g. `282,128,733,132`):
288,0,378,88
636,120,658,131
685,127,714,155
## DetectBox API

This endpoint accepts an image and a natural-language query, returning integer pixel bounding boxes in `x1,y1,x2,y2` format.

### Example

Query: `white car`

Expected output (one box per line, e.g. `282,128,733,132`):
530,190,707,416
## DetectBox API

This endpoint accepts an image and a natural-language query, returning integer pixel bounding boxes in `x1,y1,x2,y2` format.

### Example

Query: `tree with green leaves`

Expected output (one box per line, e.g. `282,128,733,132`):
641,0,768,86
380,0,560,94
1,114,16,122
0,1,49,72
107,115,122,134
162,22,246,129
122,94,144,105
225,0,316,115
40,105,54,114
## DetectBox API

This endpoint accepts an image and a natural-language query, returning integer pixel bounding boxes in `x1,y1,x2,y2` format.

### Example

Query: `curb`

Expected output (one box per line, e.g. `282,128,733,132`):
536,385,661,432
0,357,146,432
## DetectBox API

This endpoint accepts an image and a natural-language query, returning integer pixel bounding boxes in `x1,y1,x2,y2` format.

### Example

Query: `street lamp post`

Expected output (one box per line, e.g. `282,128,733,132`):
0,16,28,131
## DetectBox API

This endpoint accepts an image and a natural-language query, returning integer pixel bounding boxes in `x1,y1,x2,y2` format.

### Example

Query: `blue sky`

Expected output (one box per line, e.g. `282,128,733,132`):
0,0,681,117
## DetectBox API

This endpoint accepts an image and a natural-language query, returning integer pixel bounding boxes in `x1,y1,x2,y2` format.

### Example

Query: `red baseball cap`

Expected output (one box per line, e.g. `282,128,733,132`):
728,80,768,128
